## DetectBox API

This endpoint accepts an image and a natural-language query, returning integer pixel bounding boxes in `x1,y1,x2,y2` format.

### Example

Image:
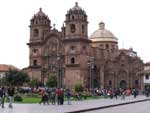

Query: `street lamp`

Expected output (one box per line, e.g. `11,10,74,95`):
41,65,47,85
57,54,62,88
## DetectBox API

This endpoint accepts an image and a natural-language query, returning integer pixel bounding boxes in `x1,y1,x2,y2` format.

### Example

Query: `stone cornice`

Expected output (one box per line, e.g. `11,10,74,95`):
63,38,91,43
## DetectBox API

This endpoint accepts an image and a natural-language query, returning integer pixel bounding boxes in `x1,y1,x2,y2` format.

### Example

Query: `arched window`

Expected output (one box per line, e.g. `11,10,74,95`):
72,15,75,20
34,29,39,37
71,57,75,64
70,24,75,33
106,44,109,49
33,60,37,66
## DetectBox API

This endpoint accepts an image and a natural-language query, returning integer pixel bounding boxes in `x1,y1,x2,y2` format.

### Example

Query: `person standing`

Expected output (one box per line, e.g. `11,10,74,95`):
133,89,137,98
7,86,15,108
56,88,62,105
66,89,71,105
114,89,118,100
0,87,5,108
60,88,64,105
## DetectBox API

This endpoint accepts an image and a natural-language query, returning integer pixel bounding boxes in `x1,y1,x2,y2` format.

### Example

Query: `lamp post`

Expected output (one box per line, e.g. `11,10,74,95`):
57,54,61,88
87,57,95,96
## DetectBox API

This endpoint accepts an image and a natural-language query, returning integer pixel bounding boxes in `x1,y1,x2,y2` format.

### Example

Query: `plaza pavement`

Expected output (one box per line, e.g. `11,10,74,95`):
86,101,150,113
0,95,149,113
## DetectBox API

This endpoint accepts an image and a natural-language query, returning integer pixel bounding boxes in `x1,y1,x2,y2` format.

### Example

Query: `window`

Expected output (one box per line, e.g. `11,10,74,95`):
82,25,84,33
72,15,75,20
146,75,149,79
34,29,39,37
35,21,38,24
106,44,109,49
70,24,75,33
71,57,75,64
109,80,112,86
70,46,76,54
71,46,75,50
33,49,37,53
33,60,37,66
135,80,139,85
100,44,103,47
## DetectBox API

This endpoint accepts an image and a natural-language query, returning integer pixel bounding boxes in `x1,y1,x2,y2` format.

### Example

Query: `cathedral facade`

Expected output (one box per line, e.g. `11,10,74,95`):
26,3,144,89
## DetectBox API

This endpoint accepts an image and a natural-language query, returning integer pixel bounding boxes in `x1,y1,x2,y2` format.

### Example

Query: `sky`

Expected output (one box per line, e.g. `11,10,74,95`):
0,0,150,69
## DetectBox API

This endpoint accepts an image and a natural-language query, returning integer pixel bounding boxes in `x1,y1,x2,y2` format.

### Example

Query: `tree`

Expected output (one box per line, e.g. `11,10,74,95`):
4,69,30,86
0,77,7,86
46,75,57,87
29,79,43,87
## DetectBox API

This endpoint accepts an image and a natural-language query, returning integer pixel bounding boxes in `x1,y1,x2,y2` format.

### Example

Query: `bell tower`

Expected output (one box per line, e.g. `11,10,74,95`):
29,8,51,42
63,2,91,88
65,2,88,39
27,8,51,81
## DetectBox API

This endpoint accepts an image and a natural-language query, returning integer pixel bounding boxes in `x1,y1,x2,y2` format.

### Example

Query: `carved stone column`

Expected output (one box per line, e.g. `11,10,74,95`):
100,66,104,89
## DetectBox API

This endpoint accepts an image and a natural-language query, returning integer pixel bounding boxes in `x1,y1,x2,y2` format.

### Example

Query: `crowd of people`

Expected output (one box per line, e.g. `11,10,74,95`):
1,85,150,109
39,88,71,105
95,87,150,99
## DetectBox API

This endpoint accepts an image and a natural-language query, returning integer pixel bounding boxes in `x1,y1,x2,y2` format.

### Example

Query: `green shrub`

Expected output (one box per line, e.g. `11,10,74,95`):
14,95,23,102
74,84,83,92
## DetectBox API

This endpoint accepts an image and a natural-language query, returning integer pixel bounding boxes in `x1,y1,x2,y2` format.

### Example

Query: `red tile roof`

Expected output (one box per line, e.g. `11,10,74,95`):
0,64,19,72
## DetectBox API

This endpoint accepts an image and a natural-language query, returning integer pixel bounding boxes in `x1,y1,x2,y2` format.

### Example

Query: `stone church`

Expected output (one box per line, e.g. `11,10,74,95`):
25,2,144,89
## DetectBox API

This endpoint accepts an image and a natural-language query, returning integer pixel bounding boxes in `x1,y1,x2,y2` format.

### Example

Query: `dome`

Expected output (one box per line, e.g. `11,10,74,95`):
67,2,86,15
35,8,46,17
71,2,82,11
32,8,49,20
30,8,51,27
90,22,118,42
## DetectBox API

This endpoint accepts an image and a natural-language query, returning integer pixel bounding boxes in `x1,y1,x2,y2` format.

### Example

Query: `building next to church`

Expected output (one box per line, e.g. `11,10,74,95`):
142,62,150,89
24,2,144,89
0,64,19,79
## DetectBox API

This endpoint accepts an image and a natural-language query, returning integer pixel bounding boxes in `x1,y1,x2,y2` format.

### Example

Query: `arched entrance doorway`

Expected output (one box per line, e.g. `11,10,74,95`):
120,80,127,89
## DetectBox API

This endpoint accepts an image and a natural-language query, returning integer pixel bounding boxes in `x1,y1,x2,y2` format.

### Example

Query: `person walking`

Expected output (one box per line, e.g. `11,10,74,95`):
51,88,56,105
7,86,15,108
0,86,5,108
121,90,126,100
39,89,46,105
66,89,71,105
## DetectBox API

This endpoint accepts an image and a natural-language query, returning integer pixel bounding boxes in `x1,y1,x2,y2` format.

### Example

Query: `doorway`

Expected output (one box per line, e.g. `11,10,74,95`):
120,80,127,89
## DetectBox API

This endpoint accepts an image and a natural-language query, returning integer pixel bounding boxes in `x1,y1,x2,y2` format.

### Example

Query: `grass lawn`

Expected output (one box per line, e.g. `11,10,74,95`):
13,93,106,104
21,96,41,103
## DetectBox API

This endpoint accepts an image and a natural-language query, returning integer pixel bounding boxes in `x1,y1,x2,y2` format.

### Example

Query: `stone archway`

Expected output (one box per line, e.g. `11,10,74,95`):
120,80,127,89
